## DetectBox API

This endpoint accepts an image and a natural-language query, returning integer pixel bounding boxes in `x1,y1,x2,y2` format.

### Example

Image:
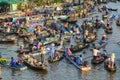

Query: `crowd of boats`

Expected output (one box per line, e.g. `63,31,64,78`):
0,0,120,74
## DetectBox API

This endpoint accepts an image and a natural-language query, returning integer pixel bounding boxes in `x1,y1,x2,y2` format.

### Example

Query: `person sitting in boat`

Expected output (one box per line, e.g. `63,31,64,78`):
92,48,101,60
19,45,24,52
64,47,72,56
23,37,29,43
49,43,56,59
16,59,23,66
101,35,107,43
10,57,17,67
106,58,111,68
83,29,89,40
32,45,37,52
77,55,83,66
54,50,60,59
110,53,115,68
82,61,89,67
22,53,30,59
67,48,72,56
36,42,42,50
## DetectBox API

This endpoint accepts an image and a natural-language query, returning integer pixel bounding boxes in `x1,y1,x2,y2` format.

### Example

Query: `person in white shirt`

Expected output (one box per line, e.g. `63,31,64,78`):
92,48,101,59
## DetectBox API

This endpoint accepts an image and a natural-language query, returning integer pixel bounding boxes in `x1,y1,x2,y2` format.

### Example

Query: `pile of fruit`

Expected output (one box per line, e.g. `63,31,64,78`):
0,58,9,64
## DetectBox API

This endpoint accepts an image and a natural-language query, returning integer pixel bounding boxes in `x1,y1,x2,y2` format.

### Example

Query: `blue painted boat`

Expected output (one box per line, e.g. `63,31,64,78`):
90,38,108,50
64,51,91,71
10,65,27,71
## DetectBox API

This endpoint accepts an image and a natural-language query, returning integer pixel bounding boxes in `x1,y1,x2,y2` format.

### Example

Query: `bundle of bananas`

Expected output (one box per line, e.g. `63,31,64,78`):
0,58,9,64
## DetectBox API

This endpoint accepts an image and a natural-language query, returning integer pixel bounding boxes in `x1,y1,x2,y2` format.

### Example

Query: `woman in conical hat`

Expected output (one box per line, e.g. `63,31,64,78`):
110,53,115,68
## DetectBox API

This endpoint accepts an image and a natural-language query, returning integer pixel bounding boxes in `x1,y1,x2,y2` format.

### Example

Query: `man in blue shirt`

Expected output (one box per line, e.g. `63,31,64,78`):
77,55,82,66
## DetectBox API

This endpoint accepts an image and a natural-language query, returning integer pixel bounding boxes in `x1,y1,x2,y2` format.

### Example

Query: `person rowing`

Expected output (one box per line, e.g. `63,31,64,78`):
10,57,16,67
77,55,83,66
92,48,102,60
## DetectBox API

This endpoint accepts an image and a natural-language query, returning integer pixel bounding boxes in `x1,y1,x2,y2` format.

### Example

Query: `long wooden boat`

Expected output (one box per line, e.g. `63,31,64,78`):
70,43,89,53
90,38,108,50
64,53,91,71
0,38,17,43
23,58,47,70
104,60,116,72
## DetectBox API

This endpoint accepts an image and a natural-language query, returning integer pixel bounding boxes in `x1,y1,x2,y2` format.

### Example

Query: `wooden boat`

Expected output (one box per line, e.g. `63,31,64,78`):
104,60,116,72
22,58,47,70
64,53,91,71
48,54,63,62
90,38,108,50
105,28,113,34
0,38,17,43
91,54,108,64
10,65,27,71
84,33,97,43
48,52,63,63
70,43,89,53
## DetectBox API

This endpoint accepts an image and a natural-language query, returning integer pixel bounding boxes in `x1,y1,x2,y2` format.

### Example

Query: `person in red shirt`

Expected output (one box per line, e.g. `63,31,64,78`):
67,48,72,56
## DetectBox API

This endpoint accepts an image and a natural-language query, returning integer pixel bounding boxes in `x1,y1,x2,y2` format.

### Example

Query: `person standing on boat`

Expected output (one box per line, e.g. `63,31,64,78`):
110,53,115,68
40,46,46,64
10,57,16,67
92,48,101,59
77,55,83,66
49,43,55,59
